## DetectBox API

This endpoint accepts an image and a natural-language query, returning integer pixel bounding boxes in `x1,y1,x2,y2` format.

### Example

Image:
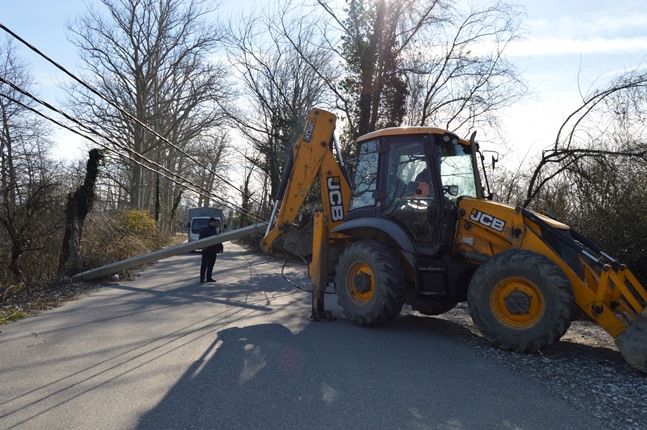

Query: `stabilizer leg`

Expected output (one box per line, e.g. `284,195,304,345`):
309,212,335,321
311,284,335,321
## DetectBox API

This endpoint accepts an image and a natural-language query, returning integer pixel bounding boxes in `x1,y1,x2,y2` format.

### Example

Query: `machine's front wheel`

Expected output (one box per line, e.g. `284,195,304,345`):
467,250,574,353
336,241,406,326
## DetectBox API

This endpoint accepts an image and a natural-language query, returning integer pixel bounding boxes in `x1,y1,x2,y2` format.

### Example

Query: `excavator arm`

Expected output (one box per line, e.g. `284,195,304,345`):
261,108,351,320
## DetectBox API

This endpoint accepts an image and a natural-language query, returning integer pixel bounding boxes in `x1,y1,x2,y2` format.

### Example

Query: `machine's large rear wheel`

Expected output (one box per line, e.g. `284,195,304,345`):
467,249,574,353
336,241,406,326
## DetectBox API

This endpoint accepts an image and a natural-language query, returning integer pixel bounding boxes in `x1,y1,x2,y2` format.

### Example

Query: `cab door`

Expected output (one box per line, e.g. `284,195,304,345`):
379,135,444,253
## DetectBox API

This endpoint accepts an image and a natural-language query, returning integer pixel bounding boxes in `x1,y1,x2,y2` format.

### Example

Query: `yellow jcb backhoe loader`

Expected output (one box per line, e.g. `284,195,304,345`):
261,108,647,374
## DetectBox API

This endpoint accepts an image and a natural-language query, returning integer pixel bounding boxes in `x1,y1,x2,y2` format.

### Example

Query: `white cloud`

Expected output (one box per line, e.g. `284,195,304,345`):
528,12,647,39
507,35,647,57
520,0,647,36
510,1,647,57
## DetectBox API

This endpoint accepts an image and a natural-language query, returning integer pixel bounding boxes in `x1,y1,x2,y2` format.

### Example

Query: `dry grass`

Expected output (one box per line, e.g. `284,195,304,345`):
0,280,103,325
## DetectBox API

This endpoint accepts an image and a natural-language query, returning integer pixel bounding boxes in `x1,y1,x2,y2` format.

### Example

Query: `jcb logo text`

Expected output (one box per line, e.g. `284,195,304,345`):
470,209,505,232
327,176,344,222
303,119,316,143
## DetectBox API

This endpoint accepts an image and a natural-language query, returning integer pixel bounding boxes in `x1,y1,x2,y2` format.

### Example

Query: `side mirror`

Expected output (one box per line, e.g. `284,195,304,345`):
482,150,499,169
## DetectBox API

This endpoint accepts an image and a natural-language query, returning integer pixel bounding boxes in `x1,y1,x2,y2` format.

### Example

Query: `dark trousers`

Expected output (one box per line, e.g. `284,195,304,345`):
200,252,217,280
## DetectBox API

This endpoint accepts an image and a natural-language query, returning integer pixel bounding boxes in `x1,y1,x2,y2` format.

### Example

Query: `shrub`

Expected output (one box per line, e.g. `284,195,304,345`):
81,209,168,269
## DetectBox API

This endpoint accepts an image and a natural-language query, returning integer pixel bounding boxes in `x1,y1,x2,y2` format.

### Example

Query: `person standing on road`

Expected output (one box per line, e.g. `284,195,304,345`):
199,217,222,283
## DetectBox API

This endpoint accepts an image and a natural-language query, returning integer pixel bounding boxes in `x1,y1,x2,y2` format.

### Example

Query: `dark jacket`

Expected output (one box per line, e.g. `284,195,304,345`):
199,224,222,253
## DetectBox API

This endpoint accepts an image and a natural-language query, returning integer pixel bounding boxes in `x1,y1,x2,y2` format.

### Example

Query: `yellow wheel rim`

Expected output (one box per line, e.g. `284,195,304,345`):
346,262,375,304
491,277,544,328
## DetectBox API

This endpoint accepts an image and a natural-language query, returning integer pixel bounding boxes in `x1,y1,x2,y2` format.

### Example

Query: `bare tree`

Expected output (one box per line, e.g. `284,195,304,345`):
223,6,334,201
67,0,232,226
307,0,442,143
185,130,232,208
0,38,63,284
236,147,260,228
517,68,647,280
291,0,526,147
402,1,526,133
524,69,647,208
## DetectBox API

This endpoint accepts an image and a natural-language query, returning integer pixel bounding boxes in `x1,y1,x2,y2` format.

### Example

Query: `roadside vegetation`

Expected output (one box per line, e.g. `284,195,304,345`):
0,209,176,324
2,0,646,324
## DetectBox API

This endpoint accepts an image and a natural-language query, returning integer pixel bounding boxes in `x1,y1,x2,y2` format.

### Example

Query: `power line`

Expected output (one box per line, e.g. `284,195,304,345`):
0,88,256,220
0,22,269,214
0,85,265,222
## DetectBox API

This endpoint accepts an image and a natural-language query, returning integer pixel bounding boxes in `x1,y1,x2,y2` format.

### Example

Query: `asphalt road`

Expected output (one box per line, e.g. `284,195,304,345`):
0,243,606,430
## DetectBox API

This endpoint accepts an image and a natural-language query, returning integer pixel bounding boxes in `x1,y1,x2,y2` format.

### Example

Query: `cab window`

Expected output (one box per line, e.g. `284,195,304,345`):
348,139,379,211
439,141,477,200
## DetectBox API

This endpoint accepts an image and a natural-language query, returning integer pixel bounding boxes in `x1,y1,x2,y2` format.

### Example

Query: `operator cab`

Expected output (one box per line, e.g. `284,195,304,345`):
347,127,481,254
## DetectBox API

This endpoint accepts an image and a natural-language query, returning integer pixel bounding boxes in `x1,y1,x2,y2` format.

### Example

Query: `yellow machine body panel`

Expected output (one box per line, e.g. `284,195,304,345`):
454,197,647,340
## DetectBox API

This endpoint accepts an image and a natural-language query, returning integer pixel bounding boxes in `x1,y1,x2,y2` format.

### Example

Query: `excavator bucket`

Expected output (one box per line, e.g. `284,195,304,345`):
616,309,647,374
564,228,647,374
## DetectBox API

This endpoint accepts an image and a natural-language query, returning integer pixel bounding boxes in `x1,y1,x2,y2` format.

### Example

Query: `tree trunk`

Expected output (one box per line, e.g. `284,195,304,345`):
7,228,23,281
59,149,104,277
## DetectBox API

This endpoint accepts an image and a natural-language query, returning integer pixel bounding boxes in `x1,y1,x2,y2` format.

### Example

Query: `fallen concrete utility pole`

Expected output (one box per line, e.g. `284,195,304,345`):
72,222,268,281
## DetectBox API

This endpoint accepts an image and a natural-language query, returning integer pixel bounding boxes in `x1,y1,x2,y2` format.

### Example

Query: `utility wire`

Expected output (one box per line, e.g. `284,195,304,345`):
0,86,265,222
0,22,269,213
1,89,261,222
0,89,248,219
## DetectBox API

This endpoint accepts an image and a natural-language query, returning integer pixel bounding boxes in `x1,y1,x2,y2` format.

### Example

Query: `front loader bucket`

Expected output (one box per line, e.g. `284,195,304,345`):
514,217,647,373
616,309,647,374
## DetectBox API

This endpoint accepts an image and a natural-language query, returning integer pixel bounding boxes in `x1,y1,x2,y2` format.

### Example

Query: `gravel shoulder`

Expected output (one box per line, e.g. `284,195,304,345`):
429,303,647,430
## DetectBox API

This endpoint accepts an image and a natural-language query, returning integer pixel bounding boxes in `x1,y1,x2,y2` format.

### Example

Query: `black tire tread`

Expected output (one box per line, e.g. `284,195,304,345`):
336,241,406,326
467,249,574,353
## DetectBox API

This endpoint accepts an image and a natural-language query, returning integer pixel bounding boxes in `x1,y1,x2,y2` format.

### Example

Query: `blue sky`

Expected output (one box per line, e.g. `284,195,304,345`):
501,0,647,164
2,0,647,167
